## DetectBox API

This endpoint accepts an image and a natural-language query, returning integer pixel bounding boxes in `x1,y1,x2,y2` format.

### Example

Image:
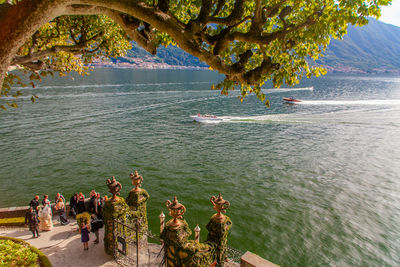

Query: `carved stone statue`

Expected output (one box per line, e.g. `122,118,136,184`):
106,176,122,202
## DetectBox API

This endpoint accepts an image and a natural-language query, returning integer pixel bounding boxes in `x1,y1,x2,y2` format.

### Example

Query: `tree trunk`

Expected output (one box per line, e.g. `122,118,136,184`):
0,0,65,90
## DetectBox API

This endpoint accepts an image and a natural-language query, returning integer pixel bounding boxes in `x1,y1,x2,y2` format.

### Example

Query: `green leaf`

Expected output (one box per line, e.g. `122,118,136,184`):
265,99,270,109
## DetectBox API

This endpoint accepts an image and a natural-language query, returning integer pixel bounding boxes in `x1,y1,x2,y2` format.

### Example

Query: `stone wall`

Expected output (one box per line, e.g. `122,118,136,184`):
0,206,30,219
0,199,92,219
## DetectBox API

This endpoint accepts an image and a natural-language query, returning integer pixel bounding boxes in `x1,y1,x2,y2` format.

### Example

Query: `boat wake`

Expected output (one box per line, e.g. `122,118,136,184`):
215,114,312,124
292,99,400,106
13,81,216,90
212,107,400,127
263,86,314,93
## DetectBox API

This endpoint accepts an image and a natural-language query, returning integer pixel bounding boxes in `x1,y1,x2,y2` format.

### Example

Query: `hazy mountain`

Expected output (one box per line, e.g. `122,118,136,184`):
107,42,208,69
317,19,400,73
103,19,400,73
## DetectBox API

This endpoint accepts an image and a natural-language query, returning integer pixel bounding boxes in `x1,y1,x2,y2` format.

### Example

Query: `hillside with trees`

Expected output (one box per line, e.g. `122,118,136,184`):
318,19,400,73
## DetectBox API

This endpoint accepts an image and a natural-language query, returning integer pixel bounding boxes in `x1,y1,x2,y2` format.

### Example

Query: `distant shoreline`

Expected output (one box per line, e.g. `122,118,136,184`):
90,63,400,75
89,62,208,70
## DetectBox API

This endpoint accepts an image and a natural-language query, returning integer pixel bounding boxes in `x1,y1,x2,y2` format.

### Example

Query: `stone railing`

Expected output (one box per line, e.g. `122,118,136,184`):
240,251,279,267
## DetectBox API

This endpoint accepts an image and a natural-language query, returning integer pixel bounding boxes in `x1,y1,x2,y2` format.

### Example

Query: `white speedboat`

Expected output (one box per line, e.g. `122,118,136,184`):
191,114,223,123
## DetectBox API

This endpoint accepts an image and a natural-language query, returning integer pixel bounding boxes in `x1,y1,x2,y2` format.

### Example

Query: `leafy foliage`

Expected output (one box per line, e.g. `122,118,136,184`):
0,236,52,267
0,239,39,266
76,212,91,227
0,217,25,226
1,15,131,110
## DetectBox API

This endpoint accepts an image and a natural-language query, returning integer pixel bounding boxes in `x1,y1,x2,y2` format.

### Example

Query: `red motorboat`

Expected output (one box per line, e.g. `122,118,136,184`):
283,97,302,103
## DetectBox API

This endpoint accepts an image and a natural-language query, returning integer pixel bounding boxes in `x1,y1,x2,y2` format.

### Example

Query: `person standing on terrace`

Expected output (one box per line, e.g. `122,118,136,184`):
55,198,69,225
29,195,40,215
94,193,103,219
39,200,53,231
42,195,50,206
25,207,40,238
80,220,90,250
54,192,65,204
77,192,86,214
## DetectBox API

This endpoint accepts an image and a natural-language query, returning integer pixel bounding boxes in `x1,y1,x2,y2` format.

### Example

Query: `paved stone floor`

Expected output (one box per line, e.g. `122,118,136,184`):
1,220,116,267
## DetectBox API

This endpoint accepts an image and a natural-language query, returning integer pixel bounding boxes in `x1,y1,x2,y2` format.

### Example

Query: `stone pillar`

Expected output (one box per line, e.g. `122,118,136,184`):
160,219,192,266
102,197,129,255
125,170,150,248
206,193,232,266
206,215,232,266
103,176,128,255
125,188,149,228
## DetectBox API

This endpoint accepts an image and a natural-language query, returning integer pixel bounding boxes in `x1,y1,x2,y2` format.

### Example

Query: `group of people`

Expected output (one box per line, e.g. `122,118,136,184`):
68,190,105,219
25,190,105,250
25,193,65,237
25,193,69,237
79,213,104,250
70,190,106,250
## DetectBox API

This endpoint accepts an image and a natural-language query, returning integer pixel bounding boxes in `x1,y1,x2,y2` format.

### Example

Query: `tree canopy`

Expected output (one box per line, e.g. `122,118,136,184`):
0,0,391,109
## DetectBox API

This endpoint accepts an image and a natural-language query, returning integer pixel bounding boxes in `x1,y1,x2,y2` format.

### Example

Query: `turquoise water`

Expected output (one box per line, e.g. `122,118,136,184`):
1,69,400,266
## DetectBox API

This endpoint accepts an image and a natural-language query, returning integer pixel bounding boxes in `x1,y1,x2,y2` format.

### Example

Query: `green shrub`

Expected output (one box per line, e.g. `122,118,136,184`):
0,217,25,226
76,212,91,227
0,236,52,267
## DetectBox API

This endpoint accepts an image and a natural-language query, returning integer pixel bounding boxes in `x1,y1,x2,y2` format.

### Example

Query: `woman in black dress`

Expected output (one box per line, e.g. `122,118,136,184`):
77,192,86,214
69,193,78,218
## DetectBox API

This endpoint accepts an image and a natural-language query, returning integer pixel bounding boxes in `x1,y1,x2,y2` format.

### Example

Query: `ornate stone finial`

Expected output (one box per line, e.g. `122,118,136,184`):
106,176,122,202
194,224,201,242
159,211,166,235
210,193,230,222
130,170,143,192
165,196,186,228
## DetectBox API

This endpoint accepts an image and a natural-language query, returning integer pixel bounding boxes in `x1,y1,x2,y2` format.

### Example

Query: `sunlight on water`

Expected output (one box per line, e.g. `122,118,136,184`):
299,99,400,105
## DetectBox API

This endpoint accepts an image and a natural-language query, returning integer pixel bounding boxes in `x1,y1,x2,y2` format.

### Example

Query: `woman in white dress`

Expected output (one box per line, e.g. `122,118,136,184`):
39,200,53,231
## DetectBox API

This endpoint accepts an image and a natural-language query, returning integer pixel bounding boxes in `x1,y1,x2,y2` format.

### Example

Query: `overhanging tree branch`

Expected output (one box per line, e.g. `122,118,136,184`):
0,0,391,107
11,44,85,65
64,4,157,54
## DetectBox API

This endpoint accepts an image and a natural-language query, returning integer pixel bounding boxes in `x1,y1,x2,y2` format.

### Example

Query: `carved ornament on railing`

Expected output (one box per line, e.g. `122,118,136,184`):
165,196,186,228
210,193,230,222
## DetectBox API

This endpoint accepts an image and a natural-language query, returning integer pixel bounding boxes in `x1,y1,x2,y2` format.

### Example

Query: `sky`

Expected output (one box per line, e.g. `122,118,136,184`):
379,0,400,27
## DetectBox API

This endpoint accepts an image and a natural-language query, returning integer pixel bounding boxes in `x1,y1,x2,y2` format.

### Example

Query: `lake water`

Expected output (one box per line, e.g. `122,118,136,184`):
1,69,400,266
